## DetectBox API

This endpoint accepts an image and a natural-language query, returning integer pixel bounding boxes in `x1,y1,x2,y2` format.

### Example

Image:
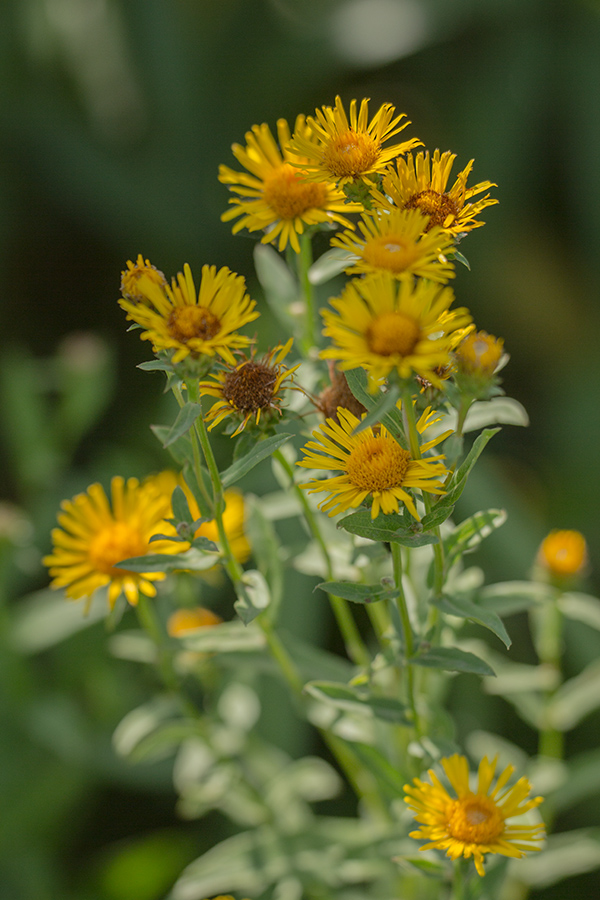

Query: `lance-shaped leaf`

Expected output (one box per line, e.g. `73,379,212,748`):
432,594,511,648
315,580,398,604
150,424,193,467
162,402,202,447
352,384,400,434
344,367,406,443
411,646,495,677
308,247,356,284
221,433,293,487
304,681,410,724
547,658,600,731
338,509,438,547
477,580,557,616
444,508,507,570
137,359,173,372
117,547,220,573
234,569,271,625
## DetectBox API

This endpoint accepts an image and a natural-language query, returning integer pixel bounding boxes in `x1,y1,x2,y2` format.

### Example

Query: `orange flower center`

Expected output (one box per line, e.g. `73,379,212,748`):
362,234,421,273
366,311,420,357
346,435,410,492
263,164,328,219
167,306,221,343
405,189,459,230
458,331,503,375
322,130,380,178
540,530,587,576
222,360,277,412
88,522,148,576
446,795,504,845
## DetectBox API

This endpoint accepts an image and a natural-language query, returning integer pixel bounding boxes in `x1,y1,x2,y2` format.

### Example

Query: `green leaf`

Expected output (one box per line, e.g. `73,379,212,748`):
444,509,507,569
348,742,409,795
118,548,220,572
451,249,470,270
411,646,495,677
338,509,438,547
304,681,409,724
137,359,173,372
150,424,193,467
515,829,600,889
558,592,600,631
308,247,355,284
315,580,397,604
547,659,600,731
182,463,212,518
344,367,406,443
253,244,298,333
234,569,271,625
162,402,202,447
394,856,447,878
178,619,267,653
462,397,529,432
433,594,511,648
171,485,194,524
548,748,600,815
477,580,556,616
220,433,293,487
352,384,400,434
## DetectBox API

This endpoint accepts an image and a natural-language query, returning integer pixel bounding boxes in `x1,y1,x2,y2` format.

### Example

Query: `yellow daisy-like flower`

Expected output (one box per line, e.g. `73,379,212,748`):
119,262,259,365
219,117,359,253
199,338,300,436
321,273,472,388
330,208,455,282
297,407,448,520
456,330,504,377
167,606,223,637
404,754,545,877
43,477,174,609
538,529,587,577
120,254,167,302
147,471,251,565
288,95,421,185
373,150,498,236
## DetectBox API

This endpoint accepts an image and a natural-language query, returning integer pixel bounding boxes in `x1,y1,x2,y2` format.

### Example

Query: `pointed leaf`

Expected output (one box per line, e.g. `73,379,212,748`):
221,433,293,487
344,367,406,443
150,424,193,466
463,397,529,432
316,580,397,604
411,646,495,676
171,485,194,524
162,402,202,447
234,569,271,625
352,384,400,434
444,509,507,568
117,548,220,572
478,581,557,616
304,681,409,724
338,509,438,546
433,594,511,648
558,592,600,631
308,247,355,284
137,359,173,372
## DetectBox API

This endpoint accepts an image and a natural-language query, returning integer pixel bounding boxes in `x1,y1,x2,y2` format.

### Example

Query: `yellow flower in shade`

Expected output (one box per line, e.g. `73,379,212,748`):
119,262,259,365
200,338,300,436
288,95,421,185
120,254,167,302
330,209,455,282
146,471,251,565
297,407,448,520
167,606,223,637
404,754,545,877
456,330,504,377
538,529,587,577
321,273,472,389
43,477,175,609
373,150,498,236
219,117,359,253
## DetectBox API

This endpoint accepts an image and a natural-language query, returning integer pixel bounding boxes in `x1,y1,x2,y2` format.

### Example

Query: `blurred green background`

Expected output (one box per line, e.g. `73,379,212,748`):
1,0,599,898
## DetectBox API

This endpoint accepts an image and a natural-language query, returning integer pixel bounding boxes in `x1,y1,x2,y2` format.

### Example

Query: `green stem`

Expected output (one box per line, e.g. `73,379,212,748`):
391,542,420,736
273,449,371,668
536,599,564,763
173,382,213,513
451,859,466,900
296,233,316,356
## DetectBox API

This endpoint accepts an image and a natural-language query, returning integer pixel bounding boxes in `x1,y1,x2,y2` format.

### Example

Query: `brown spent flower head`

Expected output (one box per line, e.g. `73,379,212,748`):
538,529,588,577
121,254,167,302
316,362,367,424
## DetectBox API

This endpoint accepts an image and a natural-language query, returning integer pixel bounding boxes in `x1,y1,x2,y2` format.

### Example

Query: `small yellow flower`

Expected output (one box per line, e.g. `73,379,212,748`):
289,95,421,185
43,477,174,609
330,208,455,282
321,273,472,389
538,529,587,577
119,262,259,365
404,754,544,877
199,338,300,436
219,117,358,253
456,331,504,377
167,606,223,637
373,150,498,236
120,254,167,302
297,407,448,520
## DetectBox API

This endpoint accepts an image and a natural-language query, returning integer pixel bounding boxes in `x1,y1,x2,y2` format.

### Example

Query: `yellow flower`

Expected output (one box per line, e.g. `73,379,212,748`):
200,338,300,436
538,529,587,577
288,95,421,185
330,208,455,282
404,754,545,877
147,471,251,565
167,606,223,637
297,407,448,520
219,117,358,253
321,273,472,389
119,262,259,365
455,331,504,376
120,254,167,302
43,477,174,609
373,150,498,236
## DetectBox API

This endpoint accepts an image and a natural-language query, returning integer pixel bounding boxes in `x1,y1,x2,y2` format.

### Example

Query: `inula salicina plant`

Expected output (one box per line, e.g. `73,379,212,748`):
43,95,597,900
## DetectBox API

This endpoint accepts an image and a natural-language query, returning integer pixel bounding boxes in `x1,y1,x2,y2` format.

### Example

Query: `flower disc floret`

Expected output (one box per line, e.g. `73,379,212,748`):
297,407,448,520
119,262,258,365
219,116,358,253
288,95,421,185
43,477,175,609
372,149,498,236
404,754,545,877
331,208,455,282
321,273,472,389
